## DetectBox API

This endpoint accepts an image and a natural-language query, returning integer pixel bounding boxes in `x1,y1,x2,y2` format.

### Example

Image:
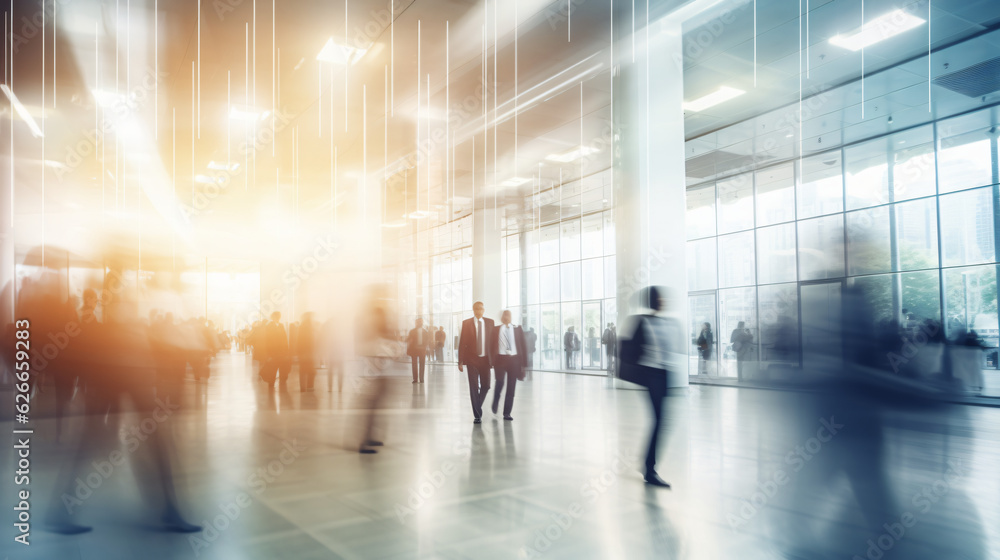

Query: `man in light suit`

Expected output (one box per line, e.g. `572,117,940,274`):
458,301,494,424
406,317,430,383
490,310,527,421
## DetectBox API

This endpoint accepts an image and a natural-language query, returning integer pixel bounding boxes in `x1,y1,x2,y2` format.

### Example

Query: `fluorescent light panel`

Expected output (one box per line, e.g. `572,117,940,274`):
316,38,367,65
546,146,600,163
683,86,745,112
830,10,925,51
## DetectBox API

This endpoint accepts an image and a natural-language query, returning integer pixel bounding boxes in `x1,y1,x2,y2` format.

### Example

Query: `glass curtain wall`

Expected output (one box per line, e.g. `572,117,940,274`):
686,108,1000,384
502,170,616,374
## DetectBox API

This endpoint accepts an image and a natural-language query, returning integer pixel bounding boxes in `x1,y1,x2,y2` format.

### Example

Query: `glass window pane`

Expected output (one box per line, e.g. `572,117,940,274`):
717,173,754,234
507,234,521,271
604,256,617,299
758,283,798,367
944,266,998,368
895,198,938,271
582,258,603,300
941,188,995,267
756,163,795,226
603,211,616,255
846,206,891,276
718,287,758,379
891,125,936,201
687,238,718,291
561,219,581,262
688,294,718,376
525,268,539,305
560,261,581,301
718,231,756,288
582,214,603,259
540,265,560,303
938,111,995,193
539,225,560,266
525,230,539,268
686,184,716,240
901,270,940,323
798,214,845,280
507,271,521,308
540,303,560,369
756,223,796,285
850,274,894,323
845,138,890,210
798,152,844,219
562,302,582,369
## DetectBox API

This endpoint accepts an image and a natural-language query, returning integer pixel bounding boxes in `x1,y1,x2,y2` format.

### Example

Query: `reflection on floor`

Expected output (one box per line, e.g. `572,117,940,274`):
3,350,998,559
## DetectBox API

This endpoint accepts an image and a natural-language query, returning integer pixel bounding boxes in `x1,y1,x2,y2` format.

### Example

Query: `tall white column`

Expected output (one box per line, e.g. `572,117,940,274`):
614,8,689,388
472,205,502,316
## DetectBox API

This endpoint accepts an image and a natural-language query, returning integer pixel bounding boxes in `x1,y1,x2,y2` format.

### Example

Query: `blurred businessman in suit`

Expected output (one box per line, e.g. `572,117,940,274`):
406,317,430,383
458,301,494,424
490,309,527,421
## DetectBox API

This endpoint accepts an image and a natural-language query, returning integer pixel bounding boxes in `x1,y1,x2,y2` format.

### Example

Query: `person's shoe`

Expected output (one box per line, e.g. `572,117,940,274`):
503,416,513,421
412,380,418,384
43,520,93,535
365,440,383,446
644,472,671,488
359,447,377,454
491,402,498,415
473,418,482,424
162,516,202,533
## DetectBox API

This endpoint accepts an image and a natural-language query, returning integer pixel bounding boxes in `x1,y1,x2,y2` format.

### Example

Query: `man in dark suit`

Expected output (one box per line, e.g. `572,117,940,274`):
490,310,527,421
434,326,446,362
458,301,494,424
263,311,290,387
564,326,580,369
407,318,430,383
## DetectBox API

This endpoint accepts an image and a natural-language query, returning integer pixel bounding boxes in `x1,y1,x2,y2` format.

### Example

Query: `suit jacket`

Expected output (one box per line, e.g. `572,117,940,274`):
458,316,495,367
406,327,431,357
434,329,446,347
489,323,527,369
264,321,289,361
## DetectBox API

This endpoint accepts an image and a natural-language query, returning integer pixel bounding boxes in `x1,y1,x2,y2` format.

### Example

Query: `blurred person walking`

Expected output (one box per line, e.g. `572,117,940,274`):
434,325,447,362
406,317,430,383
729,321,753,381
356,287,400,454
564,326,580,369
458,302,495,424
696,322,714,375
298,312,318,392
490,310,527,421
618,286,682,488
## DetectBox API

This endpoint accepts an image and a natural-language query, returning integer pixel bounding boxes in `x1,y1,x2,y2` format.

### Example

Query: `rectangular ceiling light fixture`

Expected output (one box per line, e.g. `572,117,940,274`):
2,84,44,138
830,10,925,51
500,177,532,188
546,146,600,163
229,105,270,122
317,37,367,65
683,86,745,112
208,161,240,171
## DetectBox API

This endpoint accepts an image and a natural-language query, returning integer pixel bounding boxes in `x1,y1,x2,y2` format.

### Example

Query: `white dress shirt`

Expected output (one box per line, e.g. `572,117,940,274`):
498,323,518,356
476,317,486,357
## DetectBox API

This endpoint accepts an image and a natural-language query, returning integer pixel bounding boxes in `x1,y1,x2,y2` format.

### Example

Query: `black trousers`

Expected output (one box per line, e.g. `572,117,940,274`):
411,355,426,382
644,372,668,474
492,356,521,417
465,360,491,419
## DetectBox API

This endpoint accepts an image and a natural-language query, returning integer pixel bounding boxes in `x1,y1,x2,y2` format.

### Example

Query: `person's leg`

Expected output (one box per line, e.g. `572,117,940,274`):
503,368,517,417
492,362,506,414
418,355,426,382
644,378,667,476
478,365,491,407
411,355,418,382
467,365,483,420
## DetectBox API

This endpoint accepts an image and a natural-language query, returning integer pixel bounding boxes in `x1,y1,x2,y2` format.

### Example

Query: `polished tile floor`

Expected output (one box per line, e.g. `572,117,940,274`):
3,350,999,559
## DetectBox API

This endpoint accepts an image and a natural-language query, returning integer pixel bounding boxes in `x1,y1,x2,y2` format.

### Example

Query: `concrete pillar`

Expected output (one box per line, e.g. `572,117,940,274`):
472,205,502,316
613,6,689,388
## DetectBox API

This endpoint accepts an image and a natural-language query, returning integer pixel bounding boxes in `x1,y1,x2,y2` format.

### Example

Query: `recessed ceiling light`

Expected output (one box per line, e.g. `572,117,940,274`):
500,177,532,187
829,10,925,51
546,146,600,163
317,38,367,65
683,86,746,112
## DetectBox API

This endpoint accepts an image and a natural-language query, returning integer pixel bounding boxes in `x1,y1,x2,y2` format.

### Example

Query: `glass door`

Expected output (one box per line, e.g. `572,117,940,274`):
688,293,718,377
582,301,603,370
799,281,844,371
